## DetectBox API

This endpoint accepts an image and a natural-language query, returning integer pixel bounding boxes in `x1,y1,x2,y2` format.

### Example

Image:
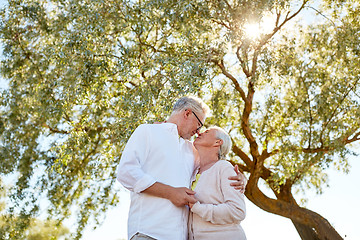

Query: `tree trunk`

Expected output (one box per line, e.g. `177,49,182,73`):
280,186,343,240
276,183,321,240
292,220,321,240
245,176,344,240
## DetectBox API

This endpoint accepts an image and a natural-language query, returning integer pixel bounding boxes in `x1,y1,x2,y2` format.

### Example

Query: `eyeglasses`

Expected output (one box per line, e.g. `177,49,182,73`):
192,111,203,132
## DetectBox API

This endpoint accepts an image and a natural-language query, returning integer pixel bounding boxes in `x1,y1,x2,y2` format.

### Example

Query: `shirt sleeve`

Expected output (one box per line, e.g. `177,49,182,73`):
191,163,246,224
116,124,157,193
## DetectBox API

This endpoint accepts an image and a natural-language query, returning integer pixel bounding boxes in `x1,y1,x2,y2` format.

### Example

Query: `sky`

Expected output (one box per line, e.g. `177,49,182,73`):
80,154,360,240
0,0,359,240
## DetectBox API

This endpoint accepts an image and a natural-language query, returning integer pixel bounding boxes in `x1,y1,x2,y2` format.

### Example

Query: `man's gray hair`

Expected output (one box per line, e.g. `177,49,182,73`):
171,96,210,117
208,126,232,160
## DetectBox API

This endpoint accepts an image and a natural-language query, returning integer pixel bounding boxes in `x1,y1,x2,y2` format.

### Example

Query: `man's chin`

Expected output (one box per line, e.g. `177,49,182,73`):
183,133,193,140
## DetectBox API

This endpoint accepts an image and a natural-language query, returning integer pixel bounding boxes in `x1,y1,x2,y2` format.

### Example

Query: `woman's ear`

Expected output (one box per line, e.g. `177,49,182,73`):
214,139,223,147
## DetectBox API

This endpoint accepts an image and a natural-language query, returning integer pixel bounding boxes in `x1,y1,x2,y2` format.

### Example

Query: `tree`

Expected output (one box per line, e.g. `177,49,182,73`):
0,180,69,239
0,0,208,238
0,0,359,239
0,216,70,240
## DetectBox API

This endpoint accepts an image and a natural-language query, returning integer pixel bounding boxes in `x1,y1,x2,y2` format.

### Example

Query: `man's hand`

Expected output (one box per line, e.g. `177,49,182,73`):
228,165,247,193
168,187,197,207
142,182,197,207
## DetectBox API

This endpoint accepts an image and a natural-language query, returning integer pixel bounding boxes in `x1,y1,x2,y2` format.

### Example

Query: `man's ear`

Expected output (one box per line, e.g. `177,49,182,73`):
184,109,191,119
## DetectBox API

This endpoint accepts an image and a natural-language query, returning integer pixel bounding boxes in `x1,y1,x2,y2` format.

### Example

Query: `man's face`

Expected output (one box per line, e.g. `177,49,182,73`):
182,110,205,140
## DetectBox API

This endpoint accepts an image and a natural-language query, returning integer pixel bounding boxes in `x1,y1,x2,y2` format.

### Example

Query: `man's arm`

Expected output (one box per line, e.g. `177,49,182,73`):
228,165,247,193
143,182,197,207
117,125,157,193
117,124,197,207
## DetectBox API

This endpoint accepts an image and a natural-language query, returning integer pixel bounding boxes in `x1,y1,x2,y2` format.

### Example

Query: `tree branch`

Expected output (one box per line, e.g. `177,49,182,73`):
236,46,251,78
93,54,122,61
223,0,233,11
229,160,250,173
305,6,336,26
211,59,247,102
275,10,281,27
232,144,275,182
238,2,310,149
299,76,314,149
43,123,69,134
232,144,253,167
240,80,260,167
211,19,231,30
345,130,360,144
81,134,101,167
320,77,360,144
255,0,309,53
273,130,360,154
232,142,292,195
250,50,259,77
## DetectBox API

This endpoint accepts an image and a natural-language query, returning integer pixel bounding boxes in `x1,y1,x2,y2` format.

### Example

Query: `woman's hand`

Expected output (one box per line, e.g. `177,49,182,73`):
188,200,198,209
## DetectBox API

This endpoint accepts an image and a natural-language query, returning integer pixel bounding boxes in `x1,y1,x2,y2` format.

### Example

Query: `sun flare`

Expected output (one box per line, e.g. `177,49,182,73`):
243,14,275,40
244,23,261,40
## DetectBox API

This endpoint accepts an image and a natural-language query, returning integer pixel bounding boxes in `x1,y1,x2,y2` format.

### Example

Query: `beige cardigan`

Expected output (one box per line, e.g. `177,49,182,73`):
189,160,247,240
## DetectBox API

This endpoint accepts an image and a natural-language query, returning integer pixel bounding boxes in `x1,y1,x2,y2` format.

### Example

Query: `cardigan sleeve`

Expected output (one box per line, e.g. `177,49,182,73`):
191,162,246,224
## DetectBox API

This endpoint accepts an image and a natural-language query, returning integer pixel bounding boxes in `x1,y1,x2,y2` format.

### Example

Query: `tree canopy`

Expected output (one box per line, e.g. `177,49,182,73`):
0,0,359,239
0,181,69,239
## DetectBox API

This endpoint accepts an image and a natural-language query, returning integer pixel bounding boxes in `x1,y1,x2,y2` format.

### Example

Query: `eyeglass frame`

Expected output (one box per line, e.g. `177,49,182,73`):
186,109,203,132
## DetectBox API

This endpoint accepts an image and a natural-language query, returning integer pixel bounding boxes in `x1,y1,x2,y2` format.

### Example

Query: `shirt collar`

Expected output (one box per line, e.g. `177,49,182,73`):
162,122,180,136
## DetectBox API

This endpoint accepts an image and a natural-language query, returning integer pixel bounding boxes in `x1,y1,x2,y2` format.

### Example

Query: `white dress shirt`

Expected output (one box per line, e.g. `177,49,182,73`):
117,123,197,240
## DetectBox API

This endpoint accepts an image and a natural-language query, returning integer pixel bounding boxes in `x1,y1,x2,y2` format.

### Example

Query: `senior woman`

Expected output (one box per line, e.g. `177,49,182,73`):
189,126,247,240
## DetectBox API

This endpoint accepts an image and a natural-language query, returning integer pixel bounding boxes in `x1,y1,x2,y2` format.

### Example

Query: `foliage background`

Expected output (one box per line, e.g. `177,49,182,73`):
0,0,359,239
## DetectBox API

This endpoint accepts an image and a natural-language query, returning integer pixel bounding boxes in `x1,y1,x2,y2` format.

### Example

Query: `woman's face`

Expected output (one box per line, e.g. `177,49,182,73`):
194,129,217,148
